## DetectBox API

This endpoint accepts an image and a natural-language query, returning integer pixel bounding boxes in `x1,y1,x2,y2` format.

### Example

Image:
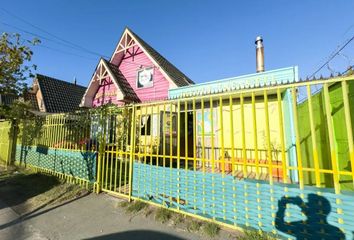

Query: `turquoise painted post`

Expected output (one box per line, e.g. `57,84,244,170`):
283,88,299,183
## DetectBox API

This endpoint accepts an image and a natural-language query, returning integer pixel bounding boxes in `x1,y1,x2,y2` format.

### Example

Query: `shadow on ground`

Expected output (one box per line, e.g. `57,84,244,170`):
0,171,60,210
86,230,186,240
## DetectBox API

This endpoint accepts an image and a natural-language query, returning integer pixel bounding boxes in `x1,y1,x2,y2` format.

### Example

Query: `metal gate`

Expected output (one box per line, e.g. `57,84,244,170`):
97,107,134,199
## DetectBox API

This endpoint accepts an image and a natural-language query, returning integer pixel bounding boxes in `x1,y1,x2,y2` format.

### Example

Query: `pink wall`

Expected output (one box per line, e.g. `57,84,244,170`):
117,46,170,103
92,77,123,107
92,45,171,107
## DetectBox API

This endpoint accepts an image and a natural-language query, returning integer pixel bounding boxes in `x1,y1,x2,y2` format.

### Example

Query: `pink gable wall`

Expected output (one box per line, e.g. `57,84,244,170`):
92,77,124,107
118,46,171,102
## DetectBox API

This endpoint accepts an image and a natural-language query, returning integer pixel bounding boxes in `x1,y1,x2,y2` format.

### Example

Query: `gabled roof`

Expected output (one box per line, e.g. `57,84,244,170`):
36,74,86,113
112,28,194,88
102,59,140,102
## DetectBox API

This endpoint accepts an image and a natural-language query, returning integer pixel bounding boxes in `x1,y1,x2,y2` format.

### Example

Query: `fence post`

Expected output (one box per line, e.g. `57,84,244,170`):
128,106,136,202
95,110,105,193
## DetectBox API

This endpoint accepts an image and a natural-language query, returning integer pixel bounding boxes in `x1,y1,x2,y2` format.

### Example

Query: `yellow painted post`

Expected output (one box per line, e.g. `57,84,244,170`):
156,104,160,167
240,93,247,177
177,100,181,209
210,97,215,173
323,83,340,194
193,99,197,171
277,88,287,183
169,102,173,170
95,111,103,193
149,105,154,196
143,106,148,165
125,108,131,194
229,96,235,175
219,96,225,175
128,106,136,201
169,103,173,204
163,103,166,168
201,98,205,172
264,90,273,184
251,92,259,179
306,84,321,187
291,87,304,189
185,101,188,171
119,110,125,193
114,112,119,191
341,80,354,186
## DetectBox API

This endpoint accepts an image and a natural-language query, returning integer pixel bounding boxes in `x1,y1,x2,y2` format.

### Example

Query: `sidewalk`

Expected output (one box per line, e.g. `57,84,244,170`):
0,193,236,240
0,199,47,240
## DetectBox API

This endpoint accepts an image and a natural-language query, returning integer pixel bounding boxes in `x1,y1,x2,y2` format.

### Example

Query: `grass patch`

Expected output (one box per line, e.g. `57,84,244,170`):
0,166,88,214
171,212,185,226
119,201,129,208
126,201,147,213
203,222,220,237
187,220,201,232
155,207,172,223
238,229,277,240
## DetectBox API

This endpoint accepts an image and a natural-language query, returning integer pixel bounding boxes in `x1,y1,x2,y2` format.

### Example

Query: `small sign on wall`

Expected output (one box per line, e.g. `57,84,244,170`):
137,67,154,88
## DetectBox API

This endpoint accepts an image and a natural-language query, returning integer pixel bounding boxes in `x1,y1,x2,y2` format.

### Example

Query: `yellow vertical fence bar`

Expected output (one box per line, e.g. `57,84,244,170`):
341,80,354,186
229,96,235,175
264,90,273,184
163,103,166,168
201,98,205,172
184,101,188,170
219,96,225,175
277,88,287,183
306,84,321,187
210,97,215,173
193,99,196,171
323,83,340,194
177,100,181,209
240,93,246,177
252,92,259,179
291,87,304,190
128,106,136,201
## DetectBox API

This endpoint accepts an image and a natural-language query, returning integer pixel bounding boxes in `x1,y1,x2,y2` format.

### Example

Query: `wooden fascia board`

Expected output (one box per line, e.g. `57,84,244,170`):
100,59,125,100
80,60,101,107
35,78,47,112
125,30,178,89
110,28,130,62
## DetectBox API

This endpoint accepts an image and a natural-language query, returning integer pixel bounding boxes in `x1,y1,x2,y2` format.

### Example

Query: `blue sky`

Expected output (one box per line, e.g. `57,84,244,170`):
1,0,354,87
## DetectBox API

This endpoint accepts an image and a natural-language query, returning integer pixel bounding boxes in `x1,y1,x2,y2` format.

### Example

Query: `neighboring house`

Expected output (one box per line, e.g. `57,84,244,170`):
0,94,17,106
29,74,87,113
80,27,194,107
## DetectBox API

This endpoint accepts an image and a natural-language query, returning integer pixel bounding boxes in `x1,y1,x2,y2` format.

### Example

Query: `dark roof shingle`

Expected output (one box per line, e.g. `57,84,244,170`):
128,28,194,87
23,92,40,111
102,59,140,103
36,74,86,113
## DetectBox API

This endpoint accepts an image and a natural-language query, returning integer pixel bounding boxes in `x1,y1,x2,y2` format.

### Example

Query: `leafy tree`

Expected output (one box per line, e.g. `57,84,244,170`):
0,32,40,95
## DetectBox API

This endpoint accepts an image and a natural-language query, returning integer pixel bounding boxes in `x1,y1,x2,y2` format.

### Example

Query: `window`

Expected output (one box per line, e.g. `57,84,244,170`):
141,115,151,135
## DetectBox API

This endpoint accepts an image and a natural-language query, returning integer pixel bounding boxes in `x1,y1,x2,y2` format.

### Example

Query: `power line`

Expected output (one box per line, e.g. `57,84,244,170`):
0,27,97,61
1,21,91,54
309,35,354,79
0,7,110,59
35,45,97,61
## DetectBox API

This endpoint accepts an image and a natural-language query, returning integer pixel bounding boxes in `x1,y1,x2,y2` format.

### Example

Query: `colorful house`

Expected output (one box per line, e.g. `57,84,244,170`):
80,27,194,108
80,28,302,181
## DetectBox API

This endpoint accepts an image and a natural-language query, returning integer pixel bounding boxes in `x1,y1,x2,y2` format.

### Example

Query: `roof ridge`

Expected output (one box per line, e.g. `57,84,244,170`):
36,74,86,89
126,28,194,87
